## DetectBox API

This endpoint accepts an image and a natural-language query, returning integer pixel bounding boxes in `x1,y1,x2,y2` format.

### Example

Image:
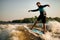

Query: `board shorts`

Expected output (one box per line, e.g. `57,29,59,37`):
37,15,46,23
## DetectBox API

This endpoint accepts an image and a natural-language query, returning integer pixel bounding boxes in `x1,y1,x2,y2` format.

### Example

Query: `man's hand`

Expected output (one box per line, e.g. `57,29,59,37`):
28,10,31,12
47,5,50,7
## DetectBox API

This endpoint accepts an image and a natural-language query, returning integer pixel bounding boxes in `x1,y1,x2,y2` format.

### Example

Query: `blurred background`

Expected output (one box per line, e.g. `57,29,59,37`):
0,0,60,21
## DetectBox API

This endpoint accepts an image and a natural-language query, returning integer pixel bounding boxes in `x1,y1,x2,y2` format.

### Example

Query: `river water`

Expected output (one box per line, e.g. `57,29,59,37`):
0,21,60,40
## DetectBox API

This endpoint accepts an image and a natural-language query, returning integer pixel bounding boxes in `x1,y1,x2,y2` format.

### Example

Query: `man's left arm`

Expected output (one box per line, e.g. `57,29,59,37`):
42,4,50,7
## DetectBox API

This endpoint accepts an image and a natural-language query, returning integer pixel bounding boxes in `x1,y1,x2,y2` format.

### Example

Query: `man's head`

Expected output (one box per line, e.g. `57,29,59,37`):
36,2,41,7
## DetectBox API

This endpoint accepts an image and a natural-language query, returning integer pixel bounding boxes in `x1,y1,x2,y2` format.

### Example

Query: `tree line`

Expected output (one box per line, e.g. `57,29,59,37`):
0,16,60,23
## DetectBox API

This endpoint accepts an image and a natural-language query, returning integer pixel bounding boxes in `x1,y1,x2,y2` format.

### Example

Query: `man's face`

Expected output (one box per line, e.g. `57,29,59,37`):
37,3,41,7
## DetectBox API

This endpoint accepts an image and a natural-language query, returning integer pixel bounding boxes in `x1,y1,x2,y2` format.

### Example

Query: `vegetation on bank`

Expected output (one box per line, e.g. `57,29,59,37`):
0,16,60,23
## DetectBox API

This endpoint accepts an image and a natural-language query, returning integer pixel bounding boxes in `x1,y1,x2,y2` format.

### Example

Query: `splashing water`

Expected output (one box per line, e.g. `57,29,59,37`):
42,21,60,40
47,21,60,33
0,21,60,40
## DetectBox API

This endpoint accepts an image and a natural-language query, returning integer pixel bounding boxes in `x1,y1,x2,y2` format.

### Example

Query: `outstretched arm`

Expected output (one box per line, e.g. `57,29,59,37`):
28,8,39,12
42,4,50,7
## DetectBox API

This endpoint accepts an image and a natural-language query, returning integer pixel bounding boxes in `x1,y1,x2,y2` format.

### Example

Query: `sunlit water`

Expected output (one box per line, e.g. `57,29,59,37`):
0,21,60,40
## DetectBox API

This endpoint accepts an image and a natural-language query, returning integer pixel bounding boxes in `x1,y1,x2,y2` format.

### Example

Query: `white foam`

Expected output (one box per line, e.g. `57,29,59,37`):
47,21,60,33
0,21,60,40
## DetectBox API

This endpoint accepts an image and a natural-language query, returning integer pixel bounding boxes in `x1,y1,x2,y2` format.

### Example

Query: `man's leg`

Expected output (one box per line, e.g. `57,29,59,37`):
42,23,47,33
31,15,40,30
31,20,38,29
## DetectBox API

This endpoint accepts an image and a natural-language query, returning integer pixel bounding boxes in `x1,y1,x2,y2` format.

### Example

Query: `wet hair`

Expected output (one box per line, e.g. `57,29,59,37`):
36,2,41,5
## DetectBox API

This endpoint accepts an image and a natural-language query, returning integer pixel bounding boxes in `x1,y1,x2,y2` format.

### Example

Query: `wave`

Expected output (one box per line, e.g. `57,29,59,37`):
0,21,60,40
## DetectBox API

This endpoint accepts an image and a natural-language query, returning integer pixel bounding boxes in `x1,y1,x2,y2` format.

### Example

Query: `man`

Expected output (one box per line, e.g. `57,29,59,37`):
28,2,50,33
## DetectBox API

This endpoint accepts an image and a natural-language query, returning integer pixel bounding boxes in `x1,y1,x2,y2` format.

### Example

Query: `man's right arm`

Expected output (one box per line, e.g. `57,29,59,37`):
28,8,39,12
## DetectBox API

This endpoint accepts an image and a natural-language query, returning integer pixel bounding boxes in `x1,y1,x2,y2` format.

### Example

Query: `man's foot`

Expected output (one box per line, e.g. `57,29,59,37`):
30,28,33,30
41,30,47,34
41,31,45,34
30,27,33,30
